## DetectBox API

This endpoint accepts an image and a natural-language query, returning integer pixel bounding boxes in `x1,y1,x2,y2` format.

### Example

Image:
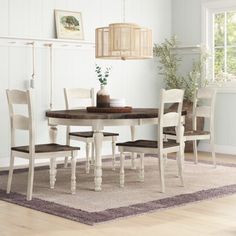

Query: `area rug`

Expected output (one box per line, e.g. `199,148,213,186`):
1,156,236,225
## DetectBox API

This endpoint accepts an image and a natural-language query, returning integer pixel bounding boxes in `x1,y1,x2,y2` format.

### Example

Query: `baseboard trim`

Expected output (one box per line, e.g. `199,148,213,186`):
198,143,236,155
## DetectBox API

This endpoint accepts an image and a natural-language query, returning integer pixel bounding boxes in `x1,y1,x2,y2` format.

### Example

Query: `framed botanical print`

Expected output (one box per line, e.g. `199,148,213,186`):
55,10,84,40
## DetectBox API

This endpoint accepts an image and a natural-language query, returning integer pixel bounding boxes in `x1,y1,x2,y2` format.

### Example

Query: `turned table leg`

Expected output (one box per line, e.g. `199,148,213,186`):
130,125,137,169
49,125,58,189
94,130,103,191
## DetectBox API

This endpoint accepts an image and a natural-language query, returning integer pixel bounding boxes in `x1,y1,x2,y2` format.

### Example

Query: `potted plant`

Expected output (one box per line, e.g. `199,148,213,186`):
153,36,209,152
95,64,112,108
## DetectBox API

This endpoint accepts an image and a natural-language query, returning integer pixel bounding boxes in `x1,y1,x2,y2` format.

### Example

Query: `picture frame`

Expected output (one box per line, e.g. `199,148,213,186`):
55,10,84,40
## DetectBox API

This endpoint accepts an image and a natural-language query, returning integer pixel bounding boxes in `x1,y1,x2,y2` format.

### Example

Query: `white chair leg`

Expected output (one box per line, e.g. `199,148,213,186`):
130,126,137,169
71,151,77,194
183,141,186,164
85,142,90,174
131,153,137,170
177,148,184,187
64,157,69,168
49,158,57,189
139,153,144,182
193,140,198,164
7,152,15,194
91,142,95,166
210,138,216,168
94,131,103,191
176,141,185,179
27,158,35,201
120,152,125,187
64,128,70,168
163,153,168,168
112,136,116,171
159,152,165,193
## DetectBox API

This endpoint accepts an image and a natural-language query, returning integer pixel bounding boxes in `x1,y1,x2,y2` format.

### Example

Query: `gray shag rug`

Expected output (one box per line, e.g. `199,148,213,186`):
1,156,236,225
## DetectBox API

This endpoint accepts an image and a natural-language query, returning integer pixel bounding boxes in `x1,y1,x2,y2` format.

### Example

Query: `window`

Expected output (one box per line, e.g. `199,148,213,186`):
214,11,236,80
202,0,236,83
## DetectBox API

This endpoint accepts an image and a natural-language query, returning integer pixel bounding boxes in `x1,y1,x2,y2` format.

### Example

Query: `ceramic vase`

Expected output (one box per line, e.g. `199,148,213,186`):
96,85,110,108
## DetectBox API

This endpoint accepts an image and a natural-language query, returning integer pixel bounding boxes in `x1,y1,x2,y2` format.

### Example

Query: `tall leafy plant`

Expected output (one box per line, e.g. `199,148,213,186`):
153,36,208,102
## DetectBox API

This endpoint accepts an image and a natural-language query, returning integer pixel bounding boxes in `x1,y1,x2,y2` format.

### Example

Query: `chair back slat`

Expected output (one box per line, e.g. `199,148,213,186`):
6,89,35,153
162,112,180,128
195,106,211,118
12,114,30,130
65,88,92,99
192,88,216,130
162,89,184,103
64,88,95,109
158,89,184,145
197,88,215,99
7,90,28,104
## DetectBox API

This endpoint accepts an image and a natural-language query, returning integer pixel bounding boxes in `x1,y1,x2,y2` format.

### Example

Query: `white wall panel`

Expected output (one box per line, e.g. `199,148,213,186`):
172,0,201,45
0,47,10,158
28,0,43,37
0,0,172,165
41,0,55,38
9,0,29,36
0,0,9,35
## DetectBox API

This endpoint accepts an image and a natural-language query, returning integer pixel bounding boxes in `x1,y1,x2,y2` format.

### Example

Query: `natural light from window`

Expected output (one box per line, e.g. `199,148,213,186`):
214,11,236,81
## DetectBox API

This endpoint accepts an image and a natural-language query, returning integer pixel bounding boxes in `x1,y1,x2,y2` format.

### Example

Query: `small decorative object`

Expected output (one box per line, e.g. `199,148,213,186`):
95,64,112,108
110,98,126,107
55,10,84,40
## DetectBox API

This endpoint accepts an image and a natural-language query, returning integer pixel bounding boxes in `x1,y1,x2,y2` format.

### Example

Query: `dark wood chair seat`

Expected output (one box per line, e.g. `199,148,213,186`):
116,139,179,149
164,130,210,136
69,131,119,138
12,143,80,153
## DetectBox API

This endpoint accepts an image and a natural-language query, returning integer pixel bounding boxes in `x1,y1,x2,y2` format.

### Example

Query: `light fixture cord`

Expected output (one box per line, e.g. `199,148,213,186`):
123,0,126,22
100,0,103,26
48,44,53,110
32,42,35,82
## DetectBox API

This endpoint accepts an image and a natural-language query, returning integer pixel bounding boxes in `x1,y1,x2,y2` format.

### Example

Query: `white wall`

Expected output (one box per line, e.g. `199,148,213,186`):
172,0,236,154
0,0,172,166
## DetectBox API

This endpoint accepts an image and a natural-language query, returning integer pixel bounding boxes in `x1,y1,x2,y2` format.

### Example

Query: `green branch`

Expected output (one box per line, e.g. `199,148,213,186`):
153,36,209,102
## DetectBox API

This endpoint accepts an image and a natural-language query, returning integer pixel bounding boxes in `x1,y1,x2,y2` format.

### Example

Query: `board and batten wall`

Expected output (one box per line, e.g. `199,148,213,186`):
0,0,171,167
172,0,236,155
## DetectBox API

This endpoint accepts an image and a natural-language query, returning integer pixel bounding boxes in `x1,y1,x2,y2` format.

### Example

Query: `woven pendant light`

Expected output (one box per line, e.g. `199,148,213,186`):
95,1,153,60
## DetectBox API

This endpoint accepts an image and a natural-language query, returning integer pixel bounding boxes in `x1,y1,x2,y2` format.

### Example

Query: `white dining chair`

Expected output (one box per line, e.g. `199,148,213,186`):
117,89,185,193
64,88,119,173
164,88,216,167
6,89,80,201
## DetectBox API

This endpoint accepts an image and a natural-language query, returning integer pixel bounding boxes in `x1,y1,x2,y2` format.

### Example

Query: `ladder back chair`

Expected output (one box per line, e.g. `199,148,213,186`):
6,89,80,201
164,88,216,167
117,89,185,193
64,88,119,173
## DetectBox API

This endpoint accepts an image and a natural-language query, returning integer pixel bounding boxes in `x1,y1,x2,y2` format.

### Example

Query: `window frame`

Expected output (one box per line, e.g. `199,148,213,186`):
202,0,236,84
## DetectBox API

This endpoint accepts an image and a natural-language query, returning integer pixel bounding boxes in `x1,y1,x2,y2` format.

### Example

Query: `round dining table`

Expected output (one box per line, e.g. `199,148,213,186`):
46,108,185,191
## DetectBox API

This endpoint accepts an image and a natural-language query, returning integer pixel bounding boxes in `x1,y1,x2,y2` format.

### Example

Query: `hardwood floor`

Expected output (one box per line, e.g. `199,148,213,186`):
1,152,236,236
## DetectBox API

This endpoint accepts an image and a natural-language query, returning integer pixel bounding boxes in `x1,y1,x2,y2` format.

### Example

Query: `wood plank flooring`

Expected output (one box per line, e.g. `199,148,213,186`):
1,152,236,236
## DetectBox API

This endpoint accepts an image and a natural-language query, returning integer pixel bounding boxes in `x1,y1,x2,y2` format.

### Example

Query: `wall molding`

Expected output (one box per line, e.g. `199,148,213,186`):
0,36,95,49
198,143,236,155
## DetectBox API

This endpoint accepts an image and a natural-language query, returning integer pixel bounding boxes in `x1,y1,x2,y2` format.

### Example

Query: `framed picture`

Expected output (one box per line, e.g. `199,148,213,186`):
55,10,84,40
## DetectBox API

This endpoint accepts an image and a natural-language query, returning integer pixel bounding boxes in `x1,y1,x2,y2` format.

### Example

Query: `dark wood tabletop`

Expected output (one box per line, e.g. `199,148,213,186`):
46,108,187,120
